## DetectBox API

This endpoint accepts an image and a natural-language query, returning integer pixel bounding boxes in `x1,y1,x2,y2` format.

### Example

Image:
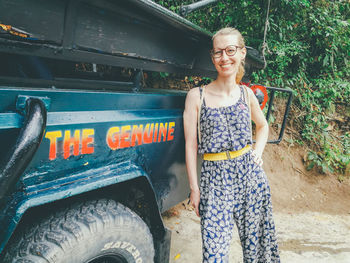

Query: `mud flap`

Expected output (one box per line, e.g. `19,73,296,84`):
154,227,172,263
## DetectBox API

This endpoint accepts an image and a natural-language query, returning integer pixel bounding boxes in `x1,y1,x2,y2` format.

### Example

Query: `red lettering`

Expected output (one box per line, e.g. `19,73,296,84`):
63,130,80,159
45,131,62,160
106,127,120,150
82,129,94,154
119,125,131,148
131,124,143,147
143,123,153,144
158,123,168,142
167,122,175,141
153,123,158,142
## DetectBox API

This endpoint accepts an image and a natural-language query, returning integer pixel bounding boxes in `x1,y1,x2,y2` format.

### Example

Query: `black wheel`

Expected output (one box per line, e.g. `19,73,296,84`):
3,199,154,263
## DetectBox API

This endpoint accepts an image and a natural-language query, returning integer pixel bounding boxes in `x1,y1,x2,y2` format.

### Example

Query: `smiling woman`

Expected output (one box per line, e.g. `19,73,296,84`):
183,27,280,263
211,28,246,83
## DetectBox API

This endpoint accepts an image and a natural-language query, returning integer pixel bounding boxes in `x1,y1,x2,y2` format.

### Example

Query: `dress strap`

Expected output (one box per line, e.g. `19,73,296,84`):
241,85,253,144
198,85,206,144
199,86,206,106
240,85,246,103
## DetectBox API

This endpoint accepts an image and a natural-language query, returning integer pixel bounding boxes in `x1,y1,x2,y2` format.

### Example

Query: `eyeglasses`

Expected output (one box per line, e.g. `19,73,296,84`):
210,45,243,58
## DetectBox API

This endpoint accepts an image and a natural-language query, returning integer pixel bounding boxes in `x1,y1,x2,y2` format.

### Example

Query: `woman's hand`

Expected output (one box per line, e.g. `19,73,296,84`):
251,149,263,166
184,88,201,217
189,189,200,217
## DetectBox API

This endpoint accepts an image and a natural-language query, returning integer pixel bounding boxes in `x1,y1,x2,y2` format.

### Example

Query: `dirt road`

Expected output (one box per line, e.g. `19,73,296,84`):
163,142,350,262
163,204,350,263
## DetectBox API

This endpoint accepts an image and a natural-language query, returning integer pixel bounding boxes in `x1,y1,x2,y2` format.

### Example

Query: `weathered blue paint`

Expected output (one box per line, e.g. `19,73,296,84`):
0,113,23,129
0,87,186,112
0,87,188,255
16,95,51,112
1,109,183,129
0,161,149,253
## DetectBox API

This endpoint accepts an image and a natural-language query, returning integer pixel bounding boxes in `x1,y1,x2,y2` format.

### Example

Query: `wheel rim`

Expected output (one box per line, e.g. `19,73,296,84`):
86,254,129,263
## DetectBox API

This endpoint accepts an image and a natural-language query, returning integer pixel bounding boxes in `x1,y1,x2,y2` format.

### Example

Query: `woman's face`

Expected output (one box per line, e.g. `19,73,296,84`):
211,34,246,77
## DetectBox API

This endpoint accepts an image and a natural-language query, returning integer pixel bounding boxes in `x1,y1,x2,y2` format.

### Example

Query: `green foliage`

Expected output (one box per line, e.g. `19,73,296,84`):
152,71,170,79
154,0,350,176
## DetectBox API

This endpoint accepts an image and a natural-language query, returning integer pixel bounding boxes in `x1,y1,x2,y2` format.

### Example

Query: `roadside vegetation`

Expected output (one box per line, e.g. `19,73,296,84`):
153,0,350,178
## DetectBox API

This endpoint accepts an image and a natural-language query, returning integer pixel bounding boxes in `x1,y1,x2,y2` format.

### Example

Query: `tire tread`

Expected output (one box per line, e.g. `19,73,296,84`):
4,199,154,263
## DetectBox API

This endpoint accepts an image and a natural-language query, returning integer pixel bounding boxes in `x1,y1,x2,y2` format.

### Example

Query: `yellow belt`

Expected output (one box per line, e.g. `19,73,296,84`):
203,145,251,161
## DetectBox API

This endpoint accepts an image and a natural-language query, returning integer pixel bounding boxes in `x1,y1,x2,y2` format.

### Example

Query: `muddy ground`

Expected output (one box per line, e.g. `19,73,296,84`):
162,134,350,263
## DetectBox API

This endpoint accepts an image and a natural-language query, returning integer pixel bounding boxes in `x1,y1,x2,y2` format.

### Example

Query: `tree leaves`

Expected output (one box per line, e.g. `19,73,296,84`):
154,0,350,176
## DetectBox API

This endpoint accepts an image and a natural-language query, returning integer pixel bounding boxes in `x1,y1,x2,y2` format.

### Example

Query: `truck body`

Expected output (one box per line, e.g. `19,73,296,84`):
0,1,283,262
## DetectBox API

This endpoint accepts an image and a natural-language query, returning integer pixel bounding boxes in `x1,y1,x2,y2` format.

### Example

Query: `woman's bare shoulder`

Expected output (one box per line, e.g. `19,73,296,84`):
186,87,201,102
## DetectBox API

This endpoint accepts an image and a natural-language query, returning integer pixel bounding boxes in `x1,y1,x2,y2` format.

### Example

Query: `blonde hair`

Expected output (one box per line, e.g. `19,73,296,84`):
212,27,246,84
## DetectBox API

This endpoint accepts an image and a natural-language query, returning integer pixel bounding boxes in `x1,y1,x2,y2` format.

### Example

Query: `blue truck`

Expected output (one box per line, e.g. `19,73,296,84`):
0,1,292,262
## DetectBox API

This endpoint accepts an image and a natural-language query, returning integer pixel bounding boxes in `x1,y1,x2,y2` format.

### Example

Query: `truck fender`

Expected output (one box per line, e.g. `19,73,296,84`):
1,168,171,263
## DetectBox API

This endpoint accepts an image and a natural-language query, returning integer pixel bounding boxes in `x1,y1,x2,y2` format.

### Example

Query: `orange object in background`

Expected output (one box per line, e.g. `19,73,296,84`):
250,84,269,110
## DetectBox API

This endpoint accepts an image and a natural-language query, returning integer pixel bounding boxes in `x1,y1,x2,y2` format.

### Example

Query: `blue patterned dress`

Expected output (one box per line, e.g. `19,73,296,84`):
198,86,280,263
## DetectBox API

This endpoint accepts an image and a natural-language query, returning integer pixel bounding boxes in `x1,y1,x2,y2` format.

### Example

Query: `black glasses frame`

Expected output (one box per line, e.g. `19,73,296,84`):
210,45,244,58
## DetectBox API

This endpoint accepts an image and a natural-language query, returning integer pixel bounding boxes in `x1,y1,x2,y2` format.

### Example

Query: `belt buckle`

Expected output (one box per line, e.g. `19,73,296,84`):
225,150,232,160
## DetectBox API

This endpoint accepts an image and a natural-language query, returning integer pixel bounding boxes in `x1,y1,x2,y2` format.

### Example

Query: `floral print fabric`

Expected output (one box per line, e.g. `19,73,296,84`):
198,86,251,154
198,86,280,263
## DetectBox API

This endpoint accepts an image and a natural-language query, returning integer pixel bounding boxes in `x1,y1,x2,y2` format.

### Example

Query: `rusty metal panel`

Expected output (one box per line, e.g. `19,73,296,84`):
0,0,67,43
74,1,197,68
0,0,262,77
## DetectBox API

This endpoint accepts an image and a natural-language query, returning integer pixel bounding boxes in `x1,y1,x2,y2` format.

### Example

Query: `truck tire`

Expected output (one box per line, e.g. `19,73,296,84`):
3,199,154,263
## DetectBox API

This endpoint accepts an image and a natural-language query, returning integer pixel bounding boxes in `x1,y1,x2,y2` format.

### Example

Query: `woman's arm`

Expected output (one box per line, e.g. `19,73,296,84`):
183,88,200,217
248,88,269,161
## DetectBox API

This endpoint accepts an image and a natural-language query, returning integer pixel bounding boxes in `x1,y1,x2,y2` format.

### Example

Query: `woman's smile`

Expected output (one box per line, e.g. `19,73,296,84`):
220,63,234,69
